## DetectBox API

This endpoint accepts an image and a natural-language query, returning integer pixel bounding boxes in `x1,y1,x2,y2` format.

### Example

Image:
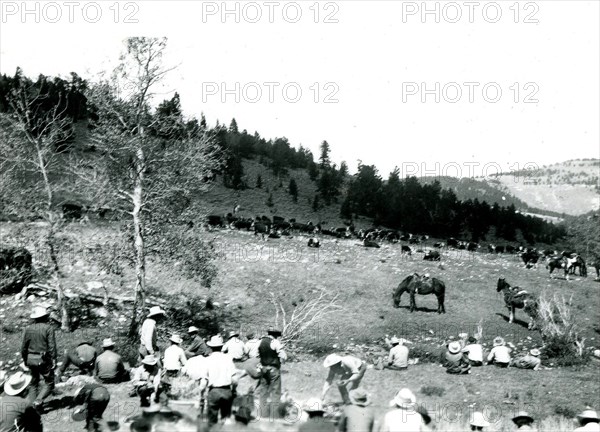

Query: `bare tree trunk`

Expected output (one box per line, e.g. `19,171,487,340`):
129,146,146,336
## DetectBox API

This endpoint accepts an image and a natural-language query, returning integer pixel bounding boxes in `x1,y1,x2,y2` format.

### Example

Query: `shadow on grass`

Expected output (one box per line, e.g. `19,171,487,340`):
495,313,530,329
397,305,440,313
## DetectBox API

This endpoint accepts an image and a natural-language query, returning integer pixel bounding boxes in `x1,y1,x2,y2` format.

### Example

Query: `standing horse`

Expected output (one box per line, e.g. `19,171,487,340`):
393,273,446,314
496,277,538,330
546,255,568,279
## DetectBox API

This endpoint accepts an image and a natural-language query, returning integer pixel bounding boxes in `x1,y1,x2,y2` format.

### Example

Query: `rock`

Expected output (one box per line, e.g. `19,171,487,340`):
86,281,104,291
91,307,108,318
27,295,36,302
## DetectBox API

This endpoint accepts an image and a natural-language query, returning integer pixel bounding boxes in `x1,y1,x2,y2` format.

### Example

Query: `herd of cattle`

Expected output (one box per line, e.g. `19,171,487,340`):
205,213,600,280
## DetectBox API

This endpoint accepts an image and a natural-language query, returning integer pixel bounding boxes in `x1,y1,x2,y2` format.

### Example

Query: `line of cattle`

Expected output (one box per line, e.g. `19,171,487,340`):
205,214,600,279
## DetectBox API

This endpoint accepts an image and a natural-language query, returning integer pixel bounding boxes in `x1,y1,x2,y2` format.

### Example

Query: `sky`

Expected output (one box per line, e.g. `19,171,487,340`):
1,0,599,178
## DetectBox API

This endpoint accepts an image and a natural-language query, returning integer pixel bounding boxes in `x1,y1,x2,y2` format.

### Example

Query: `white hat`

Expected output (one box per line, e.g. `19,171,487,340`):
188,326,200,334
529,348,541,356
102,338,115,348
471,412,489,427
170,334,183,344
389,388,416,408
303,398,326,413
148,306,166,317
142,355,158,366
447,341,462,354
390,337,400,345
493,337,506,347
323,354,342,368
206,335,224,348
4,372,32,396
578,408,599,422
30,306,49,319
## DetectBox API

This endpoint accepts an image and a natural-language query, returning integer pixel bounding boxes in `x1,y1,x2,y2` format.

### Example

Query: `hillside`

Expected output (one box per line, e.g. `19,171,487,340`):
487,159,600,216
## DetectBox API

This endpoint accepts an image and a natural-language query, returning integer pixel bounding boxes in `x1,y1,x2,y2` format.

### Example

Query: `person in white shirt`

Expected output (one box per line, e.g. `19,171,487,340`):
321,354,366,405
575,408,600,432
199,335,239,428
462,336,484,366
487,337,511,367
244,332,260,359
380,388,426,432
139,306,165,364
222,331,246,362
163,334,187,376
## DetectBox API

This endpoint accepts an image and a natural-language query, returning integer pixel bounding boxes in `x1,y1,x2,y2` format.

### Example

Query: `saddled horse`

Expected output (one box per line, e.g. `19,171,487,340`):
567,254,587,277
549,252,588,280
393,273,446,314
589,259,600,280
546,255,568,279
496,277,538,330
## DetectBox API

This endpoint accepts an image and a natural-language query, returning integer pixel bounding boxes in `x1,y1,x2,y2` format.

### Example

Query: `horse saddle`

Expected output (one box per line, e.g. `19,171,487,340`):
513,290,528,297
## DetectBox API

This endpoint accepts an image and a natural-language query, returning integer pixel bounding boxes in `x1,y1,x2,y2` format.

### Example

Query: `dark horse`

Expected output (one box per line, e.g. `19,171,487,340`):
496,277,538,330
393,273,446,314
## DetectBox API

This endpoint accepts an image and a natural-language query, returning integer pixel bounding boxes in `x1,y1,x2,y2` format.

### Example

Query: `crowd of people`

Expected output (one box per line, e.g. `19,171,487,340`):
0,305,598,432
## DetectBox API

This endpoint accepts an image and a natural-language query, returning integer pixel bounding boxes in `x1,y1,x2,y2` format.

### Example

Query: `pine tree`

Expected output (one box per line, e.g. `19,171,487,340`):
256,174,263,189
312,194,320,212
229,118,239,134
308,162,319,181
289,178,298,202
319,140,331,169
200,113,207,129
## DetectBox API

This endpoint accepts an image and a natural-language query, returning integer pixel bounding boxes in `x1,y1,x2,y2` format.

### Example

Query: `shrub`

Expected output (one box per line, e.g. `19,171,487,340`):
420,385,446,397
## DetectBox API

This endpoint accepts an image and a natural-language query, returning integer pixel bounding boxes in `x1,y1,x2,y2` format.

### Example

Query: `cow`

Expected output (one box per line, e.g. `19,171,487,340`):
409,237,421,245
423,250,441,261
505,245,516,254
363,239,380,248
62,203,83,220
273,216,285,224
433,242,445,248
231,219,252,230
495,245,505,254
399,234,410,242
447,238,459,248
207,215,224,227
488,244,496,253
520,248,540,269
252,221,270,239
335,227,351,239
467,242,479,252
307,238,320,248
401,245,412,255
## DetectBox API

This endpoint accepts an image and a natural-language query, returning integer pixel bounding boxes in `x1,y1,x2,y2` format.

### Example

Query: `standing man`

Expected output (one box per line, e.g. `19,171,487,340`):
321,354,367,405
258,328,287,417
0,372,43,432
139,306,166,363
185,326,211,358
199,335,239,428
56,340,97,381
21,306,57,407
95,338,129,384
223,331,246,362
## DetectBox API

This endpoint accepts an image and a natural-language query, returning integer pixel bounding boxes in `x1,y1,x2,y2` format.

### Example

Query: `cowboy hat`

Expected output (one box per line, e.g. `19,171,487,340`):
389,388,416,409
188,326,200,334
577,408,599,422
390,337,400,345
206,335,224,348
72,407,87,422
30,306,49,319
4,372,32,396
447,341,462,354
267,328,282,337
170,334,183,344
468,336,477,343
228,330,239,339
493,337,506,347
0,370,7,388
323,354,342,368
512,411,534,423
102,338,115,348
142,355,158,366
147,306,165,317
471,412,489,428
303,398,326,413
529,348,541,357
349,388,371,407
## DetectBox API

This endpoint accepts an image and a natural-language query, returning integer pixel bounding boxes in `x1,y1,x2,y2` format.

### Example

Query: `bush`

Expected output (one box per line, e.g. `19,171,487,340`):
420,385,446,397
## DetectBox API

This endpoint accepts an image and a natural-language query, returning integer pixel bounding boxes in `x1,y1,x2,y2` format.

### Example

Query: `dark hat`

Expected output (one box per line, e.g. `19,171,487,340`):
267,328,282,337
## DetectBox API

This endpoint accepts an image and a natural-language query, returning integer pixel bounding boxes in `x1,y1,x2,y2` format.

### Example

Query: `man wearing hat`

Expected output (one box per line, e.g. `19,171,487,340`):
337,389,375,432
56,339,97,381
462,336,484,367
381,388,426,431
298,398,335,432
131,355,163,407
442,341,471,374
244,331,260,359
384,336,412,370
511,411,535,430
95,338,129,384
0,372,43,432
20,306,58,406
575,408,600,431
198,335,239,427
139,306,166,364
163,334,187,377
511,349,542,371
72,381,111,432
321,353,367,405
185,326,211,358
258,328,287,416
470,411,490,431
487,337,512,368
223,330,246,362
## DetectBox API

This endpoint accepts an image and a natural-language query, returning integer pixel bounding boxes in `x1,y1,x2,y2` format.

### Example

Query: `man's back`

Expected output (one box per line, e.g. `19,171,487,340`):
338,404,375,432
389,345,409,368
381,408,423,432
75,343,97,363
0,395,43,432
96,350,123,379
21,323,56,360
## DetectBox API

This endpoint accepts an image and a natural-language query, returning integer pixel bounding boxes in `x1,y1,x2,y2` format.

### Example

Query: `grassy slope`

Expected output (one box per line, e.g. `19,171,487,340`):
3,222,599,431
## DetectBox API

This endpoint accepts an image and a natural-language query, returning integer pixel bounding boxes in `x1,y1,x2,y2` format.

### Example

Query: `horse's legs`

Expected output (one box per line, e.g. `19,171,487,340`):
508,307,514,323
410,293,416,312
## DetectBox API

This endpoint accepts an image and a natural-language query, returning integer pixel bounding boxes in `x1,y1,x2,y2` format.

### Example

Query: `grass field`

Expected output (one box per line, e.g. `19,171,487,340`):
1,222,600,431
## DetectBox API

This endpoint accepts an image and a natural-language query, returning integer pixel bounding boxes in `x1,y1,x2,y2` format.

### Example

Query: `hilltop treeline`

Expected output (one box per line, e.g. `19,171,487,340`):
0,68,566,245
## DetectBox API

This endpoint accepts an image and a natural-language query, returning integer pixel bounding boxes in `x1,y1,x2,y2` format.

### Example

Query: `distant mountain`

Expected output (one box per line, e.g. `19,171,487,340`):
488,159,600,216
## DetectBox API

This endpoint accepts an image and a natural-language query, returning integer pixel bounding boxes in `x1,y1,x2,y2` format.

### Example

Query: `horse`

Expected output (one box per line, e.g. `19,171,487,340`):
567,255,587,277
546,255,568,279
392,273,446,314
496,277,538,330
590,259,600,280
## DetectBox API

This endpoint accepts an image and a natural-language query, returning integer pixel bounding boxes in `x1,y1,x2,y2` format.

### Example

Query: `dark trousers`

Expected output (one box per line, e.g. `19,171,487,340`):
29,361,55,402
258,365,281,416
87,387,110,432
207,387,233,427
97,370,130,384
58,350,94,375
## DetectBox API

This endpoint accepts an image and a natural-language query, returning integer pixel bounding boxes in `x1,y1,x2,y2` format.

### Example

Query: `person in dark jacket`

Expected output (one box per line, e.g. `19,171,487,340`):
441,341,471,375
56,340,97,381
0,372,43,432
258,328,287,418
185,326,211,358
72,382,111,432
20,306,57,406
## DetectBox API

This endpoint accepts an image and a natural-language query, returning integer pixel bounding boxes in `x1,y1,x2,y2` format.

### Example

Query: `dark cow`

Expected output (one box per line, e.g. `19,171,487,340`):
363,239,380,248
400,245,412,255
433,242,445,248
335,227,351,238
423,250,441,261
252,222,270,239
399,234,410,242
467,242,479,252
488,244,496,253
307,238,321,248
409,237,420,245
505,245,516,254
447,238,459,248
273,216,285,224
231,219,252,230
520,248,540,269
0,247,33,294
62,203,83,220
207,215,224,227
267,229,281,239
495,245,505,254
